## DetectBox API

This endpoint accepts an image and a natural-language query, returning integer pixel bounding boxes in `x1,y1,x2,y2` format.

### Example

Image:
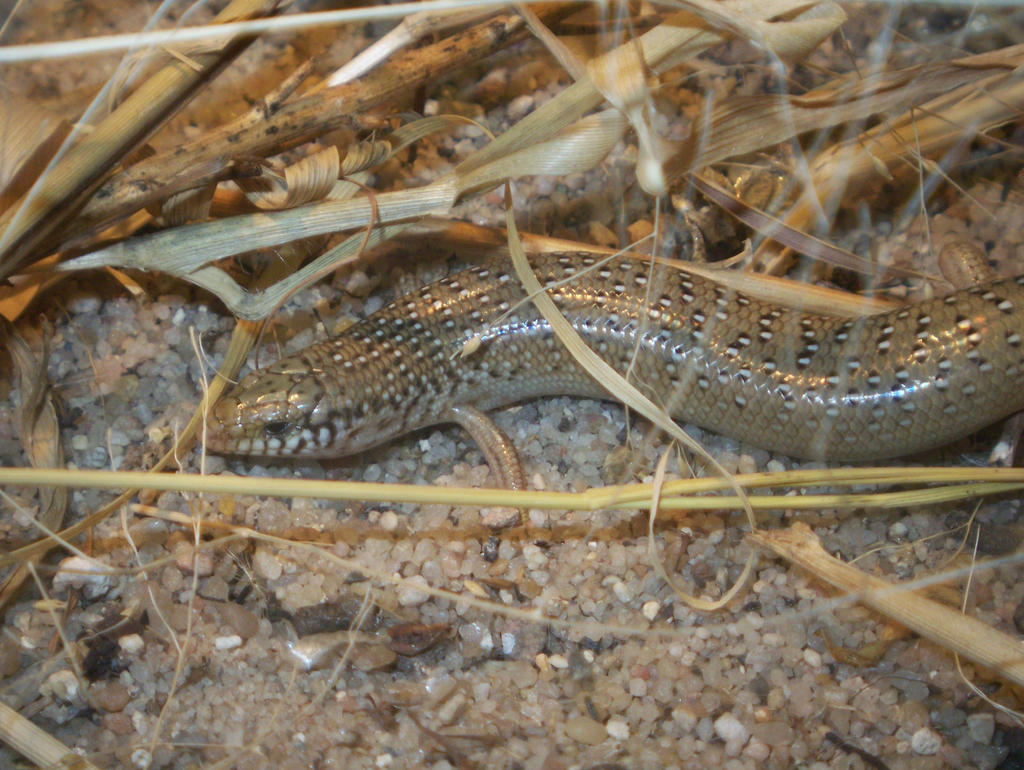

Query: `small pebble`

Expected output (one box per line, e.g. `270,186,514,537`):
91,681,131,712
751,721,794,746
611,580,633,604
737,453,757,475
641,600,660,621
507,94,534,120
214,635,242,651
565,715,606,745
198,576,229,602
0,635,21,677
743,738,771,761
42,669,80,703
104,711,134,736
714,712,749,755
481,506,520,529
435,691,467,726
52,555,112,599
501,632,518,656
253,548,283,581
69,295,101,314
547,654,569,669
910,727,942,755
802,647,822,668
218,603,260,640
522,543,546,570
672,706,698,732
605,719,630,740
174,544,214,577
966,713,994,744
628,677,648,697
396,575,432,607
379,511,399,531
119,634,145,655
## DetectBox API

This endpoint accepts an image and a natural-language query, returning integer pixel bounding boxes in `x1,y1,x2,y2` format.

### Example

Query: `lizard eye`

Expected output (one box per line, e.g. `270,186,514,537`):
264,420,291,437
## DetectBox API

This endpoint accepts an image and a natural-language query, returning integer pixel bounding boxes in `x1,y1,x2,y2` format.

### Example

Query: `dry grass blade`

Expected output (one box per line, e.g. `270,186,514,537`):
690,173,927,279
0,0,281,280
789,66,1024,236
457,1,840,182
750,522,1024,690
0,699,103,770
664,43,1022,188
58,181,457,279
326,5,501,86
455,109,627,195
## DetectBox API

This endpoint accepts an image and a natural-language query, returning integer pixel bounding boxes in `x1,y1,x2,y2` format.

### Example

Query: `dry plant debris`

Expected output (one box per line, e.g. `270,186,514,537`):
1,1,1024,768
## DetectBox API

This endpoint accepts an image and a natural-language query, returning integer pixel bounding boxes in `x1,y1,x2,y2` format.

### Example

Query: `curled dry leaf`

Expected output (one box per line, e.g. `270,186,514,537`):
1,324,68,609
340,140,393,176
238,145,341,210
160,184,217,227
0,91,71,212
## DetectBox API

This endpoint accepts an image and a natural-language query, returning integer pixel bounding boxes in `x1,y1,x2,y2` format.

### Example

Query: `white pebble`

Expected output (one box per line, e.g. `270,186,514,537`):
743,738,771,761
375,753,393,767
672,706,698,732
69,296,101,313
642,600,660,621
214,635,242,650
379,511,399,532
911,727,942,755
396,575,432,607
522,543,547,570
605,719,630,740
611,580,633,604
131,748,152,769
802,647,822,668
714,712,749,754
52,555,112,599
42,669,79,703
118,634,144,654
547,654,569,669
253,548,283,581
507,94,535,120
501,632,518,656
